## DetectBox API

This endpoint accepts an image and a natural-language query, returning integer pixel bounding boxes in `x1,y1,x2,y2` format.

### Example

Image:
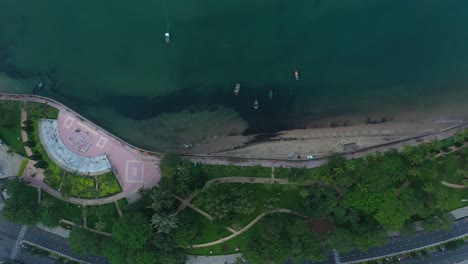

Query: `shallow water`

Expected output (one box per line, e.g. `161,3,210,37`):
0,0,467,150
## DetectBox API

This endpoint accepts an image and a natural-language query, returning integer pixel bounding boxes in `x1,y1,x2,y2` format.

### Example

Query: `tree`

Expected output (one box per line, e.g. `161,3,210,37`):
172,213,199,247
34,160,48,168
196,185,254,222
421,213,454,232
428,138,441,153
39,208,61,227
374,190,411,231
263,197,280,213
151,213,178,234
243,217,290,264
69,228,102,256
445,239,464,251
453,132,465,146
422,182,435,195
1,179,40,225
328,228,355,253
147,188,177,215
112,213,153,250
303,185,338,217
101,238,132,264
287,219,326,262
136,251,158,264
94,220,106,232
159,154,204,197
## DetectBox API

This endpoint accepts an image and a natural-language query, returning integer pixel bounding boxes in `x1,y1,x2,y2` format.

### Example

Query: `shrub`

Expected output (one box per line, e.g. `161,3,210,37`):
24,141,37,147
34,160,49,168
29,154,42,160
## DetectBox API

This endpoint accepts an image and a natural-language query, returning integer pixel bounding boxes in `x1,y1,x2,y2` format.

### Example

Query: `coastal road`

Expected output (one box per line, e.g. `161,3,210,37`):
400,242,468,264
23,227,109,264
0,196,107,263
340,217,468,263
0,200,22,261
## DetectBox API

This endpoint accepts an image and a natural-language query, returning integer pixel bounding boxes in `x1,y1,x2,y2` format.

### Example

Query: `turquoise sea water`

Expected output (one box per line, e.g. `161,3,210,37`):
0,0,467,149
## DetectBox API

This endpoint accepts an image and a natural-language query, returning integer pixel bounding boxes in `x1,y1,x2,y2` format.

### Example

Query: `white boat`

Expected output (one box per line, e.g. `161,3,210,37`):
234,83,240,95
165,32,170,44
254,99,259,110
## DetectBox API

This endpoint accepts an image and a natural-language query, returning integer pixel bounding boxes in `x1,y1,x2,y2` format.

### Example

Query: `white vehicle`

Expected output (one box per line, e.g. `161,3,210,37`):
307,155,315,159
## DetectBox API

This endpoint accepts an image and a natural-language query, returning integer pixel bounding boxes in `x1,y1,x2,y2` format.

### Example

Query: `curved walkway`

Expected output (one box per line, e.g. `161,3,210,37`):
441,181,468,189
39,119,111,175
190,209,308,248
0,93,161,198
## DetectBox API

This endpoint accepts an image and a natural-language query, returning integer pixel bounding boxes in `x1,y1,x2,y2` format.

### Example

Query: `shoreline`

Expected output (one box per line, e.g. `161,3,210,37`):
0,92,466,162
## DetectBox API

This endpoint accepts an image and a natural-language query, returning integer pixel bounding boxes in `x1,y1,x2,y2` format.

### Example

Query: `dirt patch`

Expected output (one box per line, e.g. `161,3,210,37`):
308,217,334,234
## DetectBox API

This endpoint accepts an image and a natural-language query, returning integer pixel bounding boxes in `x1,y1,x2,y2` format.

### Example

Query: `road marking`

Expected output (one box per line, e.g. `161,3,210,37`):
10,225,27,260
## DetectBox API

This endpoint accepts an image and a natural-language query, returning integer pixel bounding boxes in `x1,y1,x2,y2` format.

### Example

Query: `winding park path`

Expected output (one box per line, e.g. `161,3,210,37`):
190,208,309,248
0,92,467,207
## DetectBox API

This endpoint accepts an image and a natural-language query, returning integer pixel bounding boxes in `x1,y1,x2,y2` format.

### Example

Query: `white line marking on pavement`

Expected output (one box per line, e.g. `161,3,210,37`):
10,225,27,260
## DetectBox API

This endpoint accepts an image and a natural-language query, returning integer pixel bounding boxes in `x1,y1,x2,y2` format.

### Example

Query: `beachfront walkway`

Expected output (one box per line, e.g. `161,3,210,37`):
0,93,467,206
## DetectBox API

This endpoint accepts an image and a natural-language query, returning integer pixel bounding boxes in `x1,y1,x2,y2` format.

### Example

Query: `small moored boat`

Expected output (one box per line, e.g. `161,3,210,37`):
294,68,299,81
234,83,240,95
165,32,170,44
32,81,44,95
253,99,259,110
268,89,273,99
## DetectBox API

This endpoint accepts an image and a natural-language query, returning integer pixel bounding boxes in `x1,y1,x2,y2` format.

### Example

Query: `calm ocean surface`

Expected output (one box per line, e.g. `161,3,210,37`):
0,0,467,150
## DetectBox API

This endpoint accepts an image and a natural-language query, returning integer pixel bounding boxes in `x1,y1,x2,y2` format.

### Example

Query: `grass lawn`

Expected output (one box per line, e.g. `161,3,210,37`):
25,102,59,119
180,207,231,245
186,213,300,255
0,101,26,156
435,149,468,211
97,173,122,197
86,203,120,232
194,183,305,228
17,158,29,177
41,192,83,224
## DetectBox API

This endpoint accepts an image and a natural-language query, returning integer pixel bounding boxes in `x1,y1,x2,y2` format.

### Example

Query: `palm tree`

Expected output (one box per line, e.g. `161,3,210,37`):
94,220,106,232
456,169,467,178
462,129,468,141
150,213,178,234
429,138,441,153
407,167,421,179
454,132,463,142
409,153,425,167
41,198,54,209
345,161,357,172
435,189,449,209
402,145,415,158
422,182,435,195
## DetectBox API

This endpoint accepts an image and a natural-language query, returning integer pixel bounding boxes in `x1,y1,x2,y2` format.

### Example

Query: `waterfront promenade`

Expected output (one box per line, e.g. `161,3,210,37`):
0,93,467,203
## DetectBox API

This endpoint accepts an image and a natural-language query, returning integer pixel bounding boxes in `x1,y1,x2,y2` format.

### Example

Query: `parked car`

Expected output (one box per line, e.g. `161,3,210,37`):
307,155,315,159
